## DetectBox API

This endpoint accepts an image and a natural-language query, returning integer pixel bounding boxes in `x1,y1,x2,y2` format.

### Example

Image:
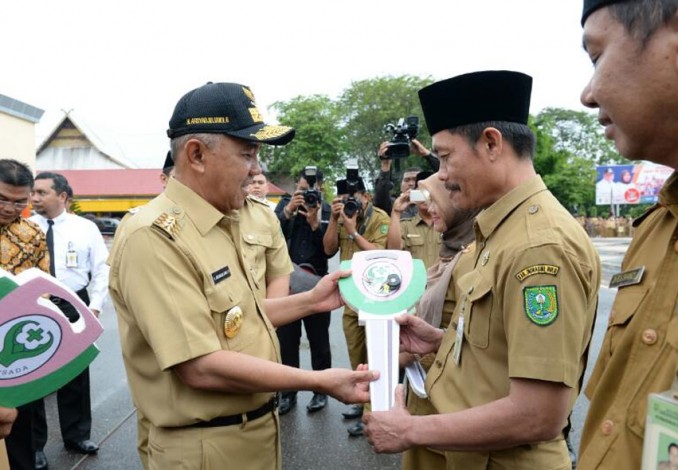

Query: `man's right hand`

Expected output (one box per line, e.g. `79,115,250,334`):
378,141,392,172
396,314,444,356
392,190,411,215
285,191,306,218
317,364,379,404
330,197,344,221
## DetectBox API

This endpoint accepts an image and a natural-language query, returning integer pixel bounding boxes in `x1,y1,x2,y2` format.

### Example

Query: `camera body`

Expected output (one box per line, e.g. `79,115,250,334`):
301,166,322,208
384,116,419,159
336,165,365,218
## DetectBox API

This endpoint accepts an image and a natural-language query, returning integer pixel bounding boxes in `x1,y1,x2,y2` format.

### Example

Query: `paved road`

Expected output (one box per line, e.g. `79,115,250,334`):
36,238,629,470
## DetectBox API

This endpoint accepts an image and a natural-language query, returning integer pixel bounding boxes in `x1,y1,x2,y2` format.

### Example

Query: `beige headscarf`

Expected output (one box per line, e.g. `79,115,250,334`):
415,173,479,327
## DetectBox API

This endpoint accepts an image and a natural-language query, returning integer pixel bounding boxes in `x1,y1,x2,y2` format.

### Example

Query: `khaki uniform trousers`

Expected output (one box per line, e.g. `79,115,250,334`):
147,412,279,470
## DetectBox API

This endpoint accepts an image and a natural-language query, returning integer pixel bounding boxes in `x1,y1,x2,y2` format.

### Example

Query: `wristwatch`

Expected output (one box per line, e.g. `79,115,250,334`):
348,232,358,240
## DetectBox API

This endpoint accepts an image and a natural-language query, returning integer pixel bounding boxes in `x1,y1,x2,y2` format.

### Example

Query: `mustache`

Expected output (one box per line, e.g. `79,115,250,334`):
444,183,460,192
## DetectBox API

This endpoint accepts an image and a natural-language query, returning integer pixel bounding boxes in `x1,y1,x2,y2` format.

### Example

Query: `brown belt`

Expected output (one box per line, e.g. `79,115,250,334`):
186,397,277,429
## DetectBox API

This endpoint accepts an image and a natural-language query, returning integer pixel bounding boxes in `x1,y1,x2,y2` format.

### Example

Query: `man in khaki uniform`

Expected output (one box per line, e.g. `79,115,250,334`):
108,82,376,470
577,1,678,468
323,182,390,436
363,71,600,469
387,173,441,269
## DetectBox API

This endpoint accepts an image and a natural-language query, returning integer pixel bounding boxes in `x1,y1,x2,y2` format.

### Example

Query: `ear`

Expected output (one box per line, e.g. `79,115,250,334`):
480,127,503,162
184,139,207,174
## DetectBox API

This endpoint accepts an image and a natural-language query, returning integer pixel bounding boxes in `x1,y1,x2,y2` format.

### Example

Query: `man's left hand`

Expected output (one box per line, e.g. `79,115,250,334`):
309,269,350,312
364,384,412,453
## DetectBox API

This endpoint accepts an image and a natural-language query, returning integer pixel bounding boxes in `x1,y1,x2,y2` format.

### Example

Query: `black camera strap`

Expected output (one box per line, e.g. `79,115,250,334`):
357,203,374,236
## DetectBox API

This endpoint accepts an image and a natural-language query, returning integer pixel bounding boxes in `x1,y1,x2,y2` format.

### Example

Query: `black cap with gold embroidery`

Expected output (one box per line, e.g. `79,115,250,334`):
581,0,624,26
167,82,295,145
418,71,532,136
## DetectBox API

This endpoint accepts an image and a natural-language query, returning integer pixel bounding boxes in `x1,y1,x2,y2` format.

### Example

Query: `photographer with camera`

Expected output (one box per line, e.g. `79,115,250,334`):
274,167,333,415
373,116,439,217
323,167,390,437
386,171,441,270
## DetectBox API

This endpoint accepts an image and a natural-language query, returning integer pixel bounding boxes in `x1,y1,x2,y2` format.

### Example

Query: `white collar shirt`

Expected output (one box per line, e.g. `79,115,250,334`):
30,210,110,311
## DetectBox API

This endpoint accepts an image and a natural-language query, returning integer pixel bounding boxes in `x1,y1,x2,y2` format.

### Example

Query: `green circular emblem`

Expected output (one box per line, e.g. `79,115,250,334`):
523,285,559,326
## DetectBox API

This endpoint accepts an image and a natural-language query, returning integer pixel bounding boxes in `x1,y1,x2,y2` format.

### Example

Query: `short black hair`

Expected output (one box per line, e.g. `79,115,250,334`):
669,442,678,452
609,0,678,47
0,159,34,188
35,172,71,197
451,121,536,160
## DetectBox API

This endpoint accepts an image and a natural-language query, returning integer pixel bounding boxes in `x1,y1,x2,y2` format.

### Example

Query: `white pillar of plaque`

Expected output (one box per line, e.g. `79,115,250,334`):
359,311,405,410
338,251,426,412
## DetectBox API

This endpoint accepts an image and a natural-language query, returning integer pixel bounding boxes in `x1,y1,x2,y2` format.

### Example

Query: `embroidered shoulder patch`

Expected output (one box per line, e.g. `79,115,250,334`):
523,285,559,326
380,224,388,234
515,265,560,282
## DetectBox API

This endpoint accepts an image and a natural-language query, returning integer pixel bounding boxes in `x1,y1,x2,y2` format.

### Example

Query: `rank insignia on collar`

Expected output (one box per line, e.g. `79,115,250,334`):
609,266,645,289
223,306,243,338
523,285,559,326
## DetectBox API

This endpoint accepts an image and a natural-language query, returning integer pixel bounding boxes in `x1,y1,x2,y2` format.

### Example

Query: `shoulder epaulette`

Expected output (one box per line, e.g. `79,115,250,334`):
246,195,271,207
152,212,181,239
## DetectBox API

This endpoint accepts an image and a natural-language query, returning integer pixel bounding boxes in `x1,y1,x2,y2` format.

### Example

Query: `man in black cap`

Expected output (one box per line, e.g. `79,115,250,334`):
159,151,175,188
363,71,600,469
108,82,377,469
578,2,678,469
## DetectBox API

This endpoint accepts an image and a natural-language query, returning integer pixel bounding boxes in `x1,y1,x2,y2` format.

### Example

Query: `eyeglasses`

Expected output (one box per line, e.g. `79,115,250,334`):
0,200,30,211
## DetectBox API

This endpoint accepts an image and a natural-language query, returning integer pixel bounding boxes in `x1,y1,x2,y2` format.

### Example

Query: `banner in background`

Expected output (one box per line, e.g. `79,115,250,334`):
595,162,673,205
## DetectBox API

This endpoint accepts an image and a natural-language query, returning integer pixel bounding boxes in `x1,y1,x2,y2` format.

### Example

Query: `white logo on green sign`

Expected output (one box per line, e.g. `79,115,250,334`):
0,316,61,379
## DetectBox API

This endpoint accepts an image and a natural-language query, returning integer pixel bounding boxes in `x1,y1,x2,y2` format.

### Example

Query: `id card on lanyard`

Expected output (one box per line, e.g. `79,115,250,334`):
66,241,78,268
452,297,467,365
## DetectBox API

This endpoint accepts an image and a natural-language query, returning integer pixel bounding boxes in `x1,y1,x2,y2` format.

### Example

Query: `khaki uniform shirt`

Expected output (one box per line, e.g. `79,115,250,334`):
399,214,441,269
239,197,293,298
579,171,678,470
426,176,600,469
108,178,279,428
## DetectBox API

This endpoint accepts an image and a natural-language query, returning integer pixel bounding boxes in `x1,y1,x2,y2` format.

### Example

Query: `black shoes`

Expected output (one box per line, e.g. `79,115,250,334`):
35,450,48,469
306,393,327,413
347,421,365,437
64,439,99,454
278,395,297,415
341,404,363,419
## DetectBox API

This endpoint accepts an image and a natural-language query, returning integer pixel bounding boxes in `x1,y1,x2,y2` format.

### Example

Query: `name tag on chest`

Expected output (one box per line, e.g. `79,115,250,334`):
609,266,645,288
212,266,231,285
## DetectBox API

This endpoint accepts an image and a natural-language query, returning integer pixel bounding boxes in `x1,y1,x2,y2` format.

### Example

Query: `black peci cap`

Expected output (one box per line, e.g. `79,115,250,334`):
418,71,532,136
167,82,295,145
581,0,624,26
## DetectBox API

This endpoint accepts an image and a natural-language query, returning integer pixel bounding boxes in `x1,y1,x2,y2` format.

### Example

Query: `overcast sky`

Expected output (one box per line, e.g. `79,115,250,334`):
1,0,593,168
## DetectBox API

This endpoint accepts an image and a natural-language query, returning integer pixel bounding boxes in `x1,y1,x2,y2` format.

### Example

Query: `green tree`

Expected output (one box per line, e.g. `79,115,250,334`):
260,94,346,184
535,107,622,165
531,108,622,214
338,75,435,185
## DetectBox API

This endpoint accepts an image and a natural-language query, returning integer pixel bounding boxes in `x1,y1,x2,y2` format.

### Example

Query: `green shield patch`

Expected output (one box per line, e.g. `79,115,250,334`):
523,285,559,326
380,224,388,234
